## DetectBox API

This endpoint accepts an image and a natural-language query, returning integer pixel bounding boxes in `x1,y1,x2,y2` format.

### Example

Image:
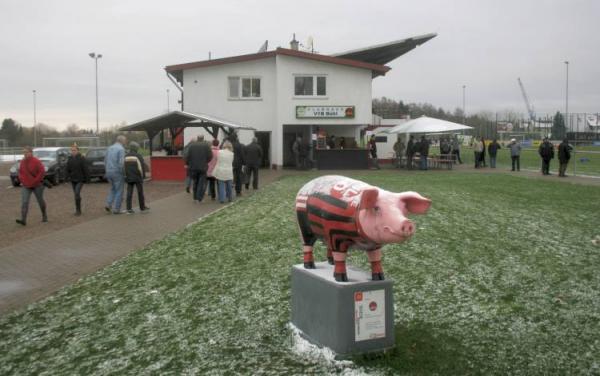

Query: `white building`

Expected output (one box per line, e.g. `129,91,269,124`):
165,34,436,168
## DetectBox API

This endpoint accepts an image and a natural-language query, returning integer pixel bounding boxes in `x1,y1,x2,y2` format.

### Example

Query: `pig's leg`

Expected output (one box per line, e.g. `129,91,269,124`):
367,248,384,280
327,248,334,265
297,210,316,269
333,243,350,282
303,245,315,269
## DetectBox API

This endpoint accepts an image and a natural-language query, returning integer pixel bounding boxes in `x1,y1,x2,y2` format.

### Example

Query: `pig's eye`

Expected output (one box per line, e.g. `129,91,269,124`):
373,206,381,213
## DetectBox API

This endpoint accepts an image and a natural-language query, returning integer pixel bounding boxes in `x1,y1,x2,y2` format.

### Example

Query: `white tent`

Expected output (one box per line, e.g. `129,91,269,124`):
386,116,472,134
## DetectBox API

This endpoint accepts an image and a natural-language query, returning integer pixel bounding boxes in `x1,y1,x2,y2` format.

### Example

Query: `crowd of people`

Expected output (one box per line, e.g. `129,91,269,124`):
15,132,266,226
183,133,263,202
390,134,574,176
15,135,149,226
393,135,462,170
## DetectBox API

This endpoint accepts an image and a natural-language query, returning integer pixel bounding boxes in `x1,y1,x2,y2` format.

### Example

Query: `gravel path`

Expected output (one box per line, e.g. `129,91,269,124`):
0,178,184,248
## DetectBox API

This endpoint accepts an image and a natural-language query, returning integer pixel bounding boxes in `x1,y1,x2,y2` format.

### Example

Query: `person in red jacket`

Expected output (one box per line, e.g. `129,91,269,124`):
16,146,47,225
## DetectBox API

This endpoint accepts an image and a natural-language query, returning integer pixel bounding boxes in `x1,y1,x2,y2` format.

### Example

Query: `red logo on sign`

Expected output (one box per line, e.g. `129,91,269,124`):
369,301,377,311
354,292,363,301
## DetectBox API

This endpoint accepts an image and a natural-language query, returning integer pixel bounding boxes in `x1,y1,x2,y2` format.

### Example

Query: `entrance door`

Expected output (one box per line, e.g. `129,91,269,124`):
254,131,271,168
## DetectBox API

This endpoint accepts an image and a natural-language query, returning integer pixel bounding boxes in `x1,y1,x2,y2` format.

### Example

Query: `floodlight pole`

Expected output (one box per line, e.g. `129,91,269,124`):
33,90,37,147
564,61,569,133
462,85,466,123
89,52,102,134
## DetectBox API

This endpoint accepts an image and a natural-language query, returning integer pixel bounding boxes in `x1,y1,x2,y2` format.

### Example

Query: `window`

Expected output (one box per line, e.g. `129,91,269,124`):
295,77,313,96
228,76,261,98
294,75,326,96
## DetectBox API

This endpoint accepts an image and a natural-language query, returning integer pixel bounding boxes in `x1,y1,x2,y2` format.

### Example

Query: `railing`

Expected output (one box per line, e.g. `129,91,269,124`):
0,147,23,163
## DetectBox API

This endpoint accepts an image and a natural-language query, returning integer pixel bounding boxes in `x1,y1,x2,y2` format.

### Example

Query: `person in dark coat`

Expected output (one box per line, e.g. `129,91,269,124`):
368,135,380,169
230,133,245,195
406,135,415,170
487,139,501,168
480,138,487,167
244,137,263,190
184,135,213,202
558,138,572,177
124,142,149,213
66,144,90,216
538,137,555,175
16,146,47,225
419,136,430,170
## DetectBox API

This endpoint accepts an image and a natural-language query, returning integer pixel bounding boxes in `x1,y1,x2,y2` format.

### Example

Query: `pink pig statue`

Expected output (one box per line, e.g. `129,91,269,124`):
295,175,431,282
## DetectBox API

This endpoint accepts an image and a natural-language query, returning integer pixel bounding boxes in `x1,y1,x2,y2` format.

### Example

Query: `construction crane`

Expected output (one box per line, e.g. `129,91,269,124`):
517,77,536,122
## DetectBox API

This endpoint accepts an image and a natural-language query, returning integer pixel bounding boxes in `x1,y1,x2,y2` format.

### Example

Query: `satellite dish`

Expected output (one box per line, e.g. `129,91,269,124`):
306,36,314,53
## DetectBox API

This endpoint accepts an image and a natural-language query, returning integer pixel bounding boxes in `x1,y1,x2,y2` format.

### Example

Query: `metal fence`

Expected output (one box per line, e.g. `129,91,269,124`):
468,112,600,144
0,147,23,163
457,146,600,177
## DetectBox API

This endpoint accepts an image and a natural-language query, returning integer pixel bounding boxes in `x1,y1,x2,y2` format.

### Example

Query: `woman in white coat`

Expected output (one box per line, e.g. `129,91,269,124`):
213,141,234,203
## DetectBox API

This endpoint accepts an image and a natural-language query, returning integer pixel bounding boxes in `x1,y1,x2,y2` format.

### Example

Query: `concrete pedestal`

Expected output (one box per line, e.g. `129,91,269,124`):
291,262,395,356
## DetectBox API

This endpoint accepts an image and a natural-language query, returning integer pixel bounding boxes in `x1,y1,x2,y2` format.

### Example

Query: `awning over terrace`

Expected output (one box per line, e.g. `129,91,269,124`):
119,110,256,152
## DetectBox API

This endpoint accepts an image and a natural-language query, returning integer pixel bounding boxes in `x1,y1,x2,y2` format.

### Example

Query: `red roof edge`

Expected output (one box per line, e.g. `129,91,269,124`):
165,51,277,72
164,48,390,75
275,48,390,74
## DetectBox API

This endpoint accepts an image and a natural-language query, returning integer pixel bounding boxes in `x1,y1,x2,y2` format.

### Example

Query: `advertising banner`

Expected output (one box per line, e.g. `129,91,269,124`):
296,106,355,119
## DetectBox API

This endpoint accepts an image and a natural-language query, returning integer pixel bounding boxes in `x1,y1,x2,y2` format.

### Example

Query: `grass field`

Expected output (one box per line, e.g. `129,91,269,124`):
1,171,599,374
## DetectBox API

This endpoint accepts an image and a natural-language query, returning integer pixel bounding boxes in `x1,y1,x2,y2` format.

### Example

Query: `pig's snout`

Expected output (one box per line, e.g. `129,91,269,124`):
384,219,415,237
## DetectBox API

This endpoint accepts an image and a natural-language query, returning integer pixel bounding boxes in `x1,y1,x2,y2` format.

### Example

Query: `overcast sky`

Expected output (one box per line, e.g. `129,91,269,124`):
1,0,598,130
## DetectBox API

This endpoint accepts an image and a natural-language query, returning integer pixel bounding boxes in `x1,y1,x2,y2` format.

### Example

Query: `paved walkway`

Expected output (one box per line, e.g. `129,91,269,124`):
0,170,284,316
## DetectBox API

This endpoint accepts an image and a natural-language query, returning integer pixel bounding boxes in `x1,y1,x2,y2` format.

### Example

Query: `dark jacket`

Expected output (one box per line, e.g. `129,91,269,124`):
558,142,572,162
488,141,501,157
538,141,555,160
369,139,377,157
185,141,213,172
67,154,90,183
406,139,414,156
244,142,263,168
124,151,146,183
232,141,245,168
419,139,430,156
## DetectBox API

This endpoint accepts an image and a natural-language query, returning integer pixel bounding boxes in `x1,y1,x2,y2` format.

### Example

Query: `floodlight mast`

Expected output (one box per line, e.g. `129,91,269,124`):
517,77,536,123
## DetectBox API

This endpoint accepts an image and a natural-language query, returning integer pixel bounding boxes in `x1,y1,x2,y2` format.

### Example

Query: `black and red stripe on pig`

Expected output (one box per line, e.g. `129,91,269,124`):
295,176,431,282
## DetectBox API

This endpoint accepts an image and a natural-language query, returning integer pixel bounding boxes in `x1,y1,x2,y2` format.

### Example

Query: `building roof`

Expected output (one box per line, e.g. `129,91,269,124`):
119,110,256,136
165,48,391,84
331,33,437,65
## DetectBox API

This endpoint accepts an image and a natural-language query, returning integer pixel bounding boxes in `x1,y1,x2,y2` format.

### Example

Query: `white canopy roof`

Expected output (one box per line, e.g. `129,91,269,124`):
386,116,473,134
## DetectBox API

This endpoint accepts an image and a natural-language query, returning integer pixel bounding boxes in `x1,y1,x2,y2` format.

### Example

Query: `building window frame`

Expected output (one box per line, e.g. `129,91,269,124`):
228,76,262,100
293,74,327,98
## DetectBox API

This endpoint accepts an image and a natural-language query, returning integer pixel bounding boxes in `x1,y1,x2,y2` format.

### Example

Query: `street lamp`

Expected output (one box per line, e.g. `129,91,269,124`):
564,61,569,132
33,90,37,147
89,52,102,134
462,85,466,124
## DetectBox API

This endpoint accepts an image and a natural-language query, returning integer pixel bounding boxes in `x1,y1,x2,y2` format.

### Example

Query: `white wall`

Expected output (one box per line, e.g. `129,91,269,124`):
183,57,277,148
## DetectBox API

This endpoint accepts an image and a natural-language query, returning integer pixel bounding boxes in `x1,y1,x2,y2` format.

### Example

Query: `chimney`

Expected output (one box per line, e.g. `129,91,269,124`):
290,33,299,51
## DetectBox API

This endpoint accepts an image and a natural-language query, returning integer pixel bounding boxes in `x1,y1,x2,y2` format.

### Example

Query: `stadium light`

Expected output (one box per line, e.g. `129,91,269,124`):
89,52,103,134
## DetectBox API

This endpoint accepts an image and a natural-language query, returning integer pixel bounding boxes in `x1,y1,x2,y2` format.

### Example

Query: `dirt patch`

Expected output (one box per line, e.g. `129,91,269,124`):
0,179,185,248
0,162,14,177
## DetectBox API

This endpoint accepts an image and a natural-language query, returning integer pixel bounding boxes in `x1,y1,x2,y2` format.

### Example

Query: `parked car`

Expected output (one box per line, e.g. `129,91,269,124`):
85,147,108,180
9,147,70,187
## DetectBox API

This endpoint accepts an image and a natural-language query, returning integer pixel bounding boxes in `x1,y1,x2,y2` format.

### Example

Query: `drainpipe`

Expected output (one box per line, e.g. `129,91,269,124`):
166,72,184,111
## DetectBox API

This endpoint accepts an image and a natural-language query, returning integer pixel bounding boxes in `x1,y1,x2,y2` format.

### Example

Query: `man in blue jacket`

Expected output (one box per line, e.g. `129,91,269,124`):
104,135,127,214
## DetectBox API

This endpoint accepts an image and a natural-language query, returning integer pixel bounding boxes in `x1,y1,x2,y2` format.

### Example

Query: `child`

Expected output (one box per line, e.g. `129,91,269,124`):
124,142,149,213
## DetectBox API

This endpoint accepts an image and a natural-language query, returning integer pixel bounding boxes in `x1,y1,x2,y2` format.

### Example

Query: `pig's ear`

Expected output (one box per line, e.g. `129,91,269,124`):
359,188,379,210
398,192,431,214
